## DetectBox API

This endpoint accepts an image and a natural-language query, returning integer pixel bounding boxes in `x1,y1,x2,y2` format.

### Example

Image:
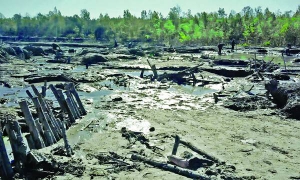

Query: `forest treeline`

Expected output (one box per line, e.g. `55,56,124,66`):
0,5,300,46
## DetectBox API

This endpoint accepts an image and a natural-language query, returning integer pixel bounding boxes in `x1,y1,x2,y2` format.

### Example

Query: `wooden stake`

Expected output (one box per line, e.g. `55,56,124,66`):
282,54,287,71
147,59,158,79
140,69,145,78
25,134,36,150
57,90,76,123
0,130,14,179
41,80,47,97
19,100,45,149
58,121,73,157
5,120,27,173
65,90,80,119
39,99,63,138
172,135,180,155
31,97,56,145
49,84,68,112
65,98,78,122
68,83,87,115
49,84,75,123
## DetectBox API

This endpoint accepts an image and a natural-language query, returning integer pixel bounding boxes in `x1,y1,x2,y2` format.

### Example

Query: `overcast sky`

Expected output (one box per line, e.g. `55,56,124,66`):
0,0,299,18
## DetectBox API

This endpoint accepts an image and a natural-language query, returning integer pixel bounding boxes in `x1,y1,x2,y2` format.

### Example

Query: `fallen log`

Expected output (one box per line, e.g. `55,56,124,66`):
24,74,77,84
131,154,209,180
156,63,204,84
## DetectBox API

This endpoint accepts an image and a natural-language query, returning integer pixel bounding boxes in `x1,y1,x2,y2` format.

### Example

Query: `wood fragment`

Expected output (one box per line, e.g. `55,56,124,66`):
172,135,180,155
19,100,45,149
179,138,223,164
131,154,209,180
0,130,14,179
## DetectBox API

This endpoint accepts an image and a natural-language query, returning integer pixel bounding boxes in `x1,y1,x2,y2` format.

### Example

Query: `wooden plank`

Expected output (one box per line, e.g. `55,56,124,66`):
19,100,45,149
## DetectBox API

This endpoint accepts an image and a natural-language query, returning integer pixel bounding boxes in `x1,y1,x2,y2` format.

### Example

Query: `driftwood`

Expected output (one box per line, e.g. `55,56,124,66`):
131,154,209,180
172,135,223,164
24,74,77,84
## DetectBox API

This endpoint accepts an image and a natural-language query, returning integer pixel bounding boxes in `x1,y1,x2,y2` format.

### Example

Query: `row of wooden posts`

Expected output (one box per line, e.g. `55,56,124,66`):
0,82,86,179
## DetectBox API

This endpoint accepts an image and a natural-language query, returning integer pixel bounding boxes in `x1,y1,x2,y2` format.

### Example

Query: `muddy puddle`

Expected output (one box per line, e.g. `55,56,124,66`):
168,85,217,96
0,86,34,107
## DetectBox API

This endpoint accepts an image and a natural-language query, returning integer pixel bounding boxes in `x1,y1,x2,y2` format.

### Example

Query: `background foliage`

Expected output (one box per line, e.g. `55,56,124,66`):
0,5,300,46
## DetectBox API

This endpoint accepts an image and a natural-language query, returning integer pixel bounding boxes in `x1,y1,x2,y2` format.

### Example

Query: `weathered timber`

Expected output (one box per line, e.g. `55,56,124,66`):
25,134,36,150
157,63,204,84
30,87,63,138
0,130,14,179
0,80,11,88
5,120,27,173
49,84,74,123
65,90,81,119
68,83,87,115
65,98,78,121
147,59,158,79
19,100,45,149
179,138,223,164
57,90,76,123
24,74,77,84
41,80,47,97
131,154,209,180
58,121,73,157
31,97,56,145
172,135,180,155
39,99,63,138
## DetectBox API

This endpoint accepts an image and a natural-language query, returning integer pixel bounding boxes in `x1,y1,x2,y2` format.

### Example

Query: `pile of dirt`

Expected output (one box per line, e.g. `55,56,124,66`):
1,44,17,56
212,59,249,66
81,53,108,65
223,94,276,111
282,96,300,120
23,46,46,56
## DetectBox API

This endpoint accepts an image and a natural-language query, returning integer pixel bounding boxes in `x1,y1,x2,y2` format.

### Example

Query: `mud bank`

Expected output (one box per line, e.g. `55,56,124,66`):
1,42,300,180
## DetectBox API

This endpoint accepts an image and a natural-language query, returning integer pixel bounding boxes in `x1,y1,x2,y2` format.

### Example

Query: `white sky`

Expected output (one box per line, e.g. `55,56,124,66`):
0,0,299,18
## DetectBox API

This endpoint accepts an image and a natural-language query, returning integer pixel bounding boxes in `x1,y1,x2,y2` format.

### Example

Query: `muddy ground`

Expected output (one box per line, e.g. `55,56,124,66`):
1,43,300,180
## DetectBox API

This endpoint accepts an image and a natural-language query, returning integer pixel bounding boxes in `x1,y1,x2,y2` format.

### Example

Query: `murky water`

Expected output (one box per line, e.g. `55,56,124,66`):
0,86,32,107
168,84,217,96
0,85,59,107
